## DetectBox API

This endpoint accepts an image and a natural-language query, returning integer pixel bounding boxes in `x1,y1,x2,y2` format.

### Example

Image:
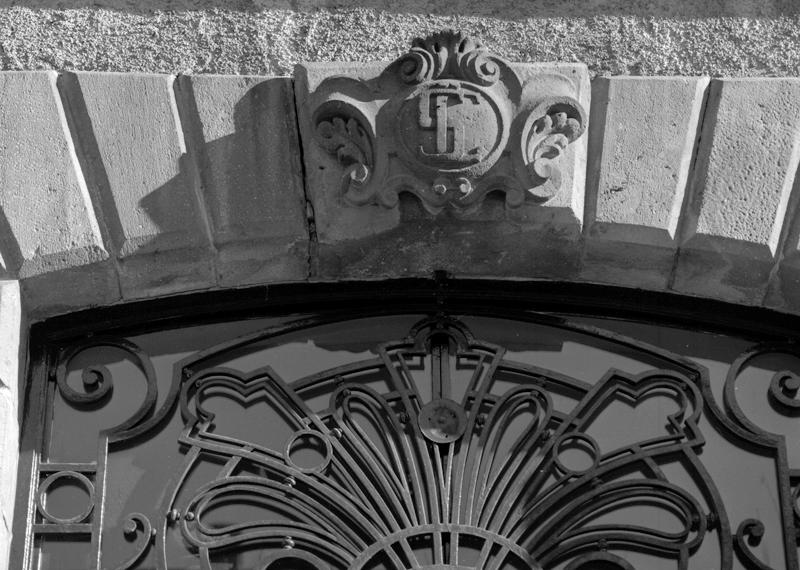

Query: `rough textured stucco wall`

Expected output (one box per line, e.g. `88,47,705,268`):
2,0,800,76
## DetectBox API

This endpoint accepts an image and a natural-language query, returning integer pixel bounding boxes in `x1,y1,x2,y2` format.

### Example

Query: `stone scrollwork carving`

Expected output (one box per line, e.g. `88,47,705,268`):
520,98,586,201
309,30,587,214
314,112,374,199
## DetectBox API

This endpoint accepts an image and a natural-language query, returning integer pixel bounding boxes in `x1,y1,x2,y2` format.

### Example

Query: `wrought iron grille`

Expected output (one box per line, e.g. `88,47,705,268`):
14,303,800,569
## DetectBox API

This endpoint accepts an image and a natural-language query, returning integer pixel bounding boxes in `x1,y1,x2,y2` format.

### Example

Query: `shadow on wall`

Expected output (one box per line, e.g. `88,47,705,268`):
57,71,305,291
5,0,799,18
0,206,23,277
142,75,302,250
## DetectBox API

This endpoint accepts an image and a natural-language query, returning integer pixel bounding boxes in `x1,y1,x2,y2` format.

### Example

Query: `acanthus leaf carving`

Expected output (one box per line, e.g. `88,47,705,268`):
316,116,371,182
313,105,376,205
396,30,502,87
520,97,587,201
307,30,587,215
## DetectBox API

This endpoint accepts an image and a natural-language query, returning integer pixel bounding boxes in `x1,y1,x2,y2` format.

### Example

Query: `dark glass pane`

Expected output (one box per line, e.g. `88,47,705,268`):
36,536,92,570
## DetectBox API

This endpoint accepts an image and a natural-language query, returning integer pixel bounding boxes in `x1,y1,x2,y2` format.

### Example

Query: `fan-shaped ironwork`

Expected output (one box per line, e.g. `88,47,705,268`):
17,309,800,569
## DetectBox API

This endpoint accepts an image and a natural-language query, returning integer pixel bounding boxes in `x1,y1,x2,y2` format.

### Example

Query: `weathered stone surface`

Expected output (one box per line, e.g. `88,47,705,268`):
0,525,8,570
0,282,21,570
314,213,583,281
2,3,800,78
0,282,22,400
21,264,123,320
583,76,708,289
0,72,111,280
297,37,590,280
63,72,215,299
671,78,800,304
177,75,308,285
0,387,16,555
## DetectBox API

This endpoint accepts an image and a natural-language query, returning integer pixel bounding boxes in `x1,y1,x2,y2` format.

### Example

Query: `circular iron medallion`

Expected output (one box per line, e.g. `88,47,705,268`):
418,398,467,443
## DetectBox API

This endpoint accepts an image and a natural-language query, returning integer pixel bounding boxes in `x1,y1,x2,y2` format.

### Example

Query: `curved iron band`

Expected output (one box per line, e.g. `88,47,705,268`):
110,513,154,570
348,523,541,570
734,519,775,570
724,343,800,440
55,338,158,441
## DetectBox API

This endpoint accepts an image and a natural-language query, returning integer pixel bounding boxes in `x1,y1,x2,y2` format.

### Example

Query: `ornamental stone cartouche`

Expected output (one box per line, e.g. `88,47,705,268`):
307,31,587,215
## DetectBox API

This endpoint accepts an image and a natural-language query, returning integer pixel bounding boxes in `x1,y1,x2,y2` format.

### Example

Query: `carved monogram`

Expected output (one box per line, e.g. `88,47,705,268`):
310,31,587,214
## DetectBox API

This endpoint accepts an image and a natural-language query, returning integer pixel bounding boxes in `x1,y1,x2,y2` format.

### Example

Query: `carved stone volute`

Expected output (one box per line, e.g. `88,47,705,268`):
308,31,587,215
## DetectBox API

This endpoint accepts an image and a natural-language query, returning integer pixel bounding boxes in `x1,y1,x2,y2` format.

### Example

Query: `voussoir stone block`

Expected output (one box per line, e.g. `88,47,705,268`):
583,76,708,289
766,168,800,313
0,71,120,310
672,78,800,305
177,75,308,286
296,32,590,281
62,72,215,299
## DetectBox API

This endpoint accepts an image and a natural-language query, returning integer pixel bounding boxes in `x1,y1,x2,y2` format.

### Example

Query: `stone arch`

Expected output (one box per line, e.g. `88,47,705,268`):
3,60,800,319
3,29,800,567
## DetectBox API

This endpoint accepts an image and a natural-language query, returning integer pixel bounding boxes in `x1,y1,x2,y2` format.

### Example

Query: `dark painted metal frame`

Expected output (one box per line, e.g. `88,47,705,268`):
12,275,800,569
